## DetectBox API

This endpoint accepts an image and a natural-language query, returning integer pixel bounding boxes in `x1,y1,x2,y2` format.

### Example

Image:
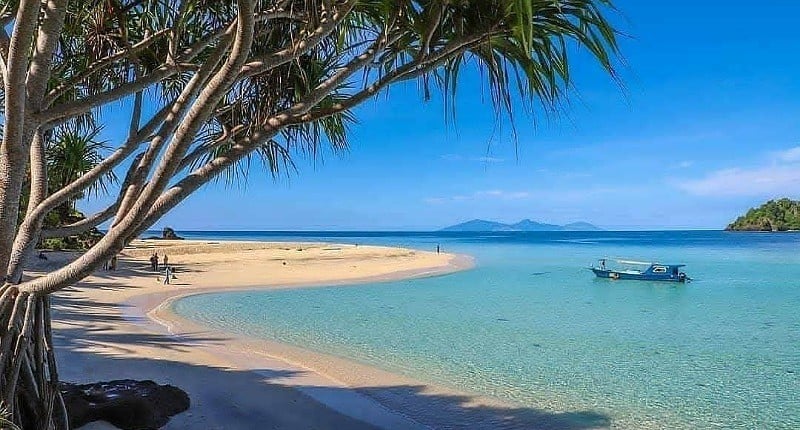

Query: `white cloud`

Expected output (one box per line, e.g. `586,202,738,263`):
772,146,800,162
676,165,800,197
476,156,505,163
424,186,644,205
675,160,694,169
675,145,800,197
476,190,530,199
425,190,531,204
441,154,504,163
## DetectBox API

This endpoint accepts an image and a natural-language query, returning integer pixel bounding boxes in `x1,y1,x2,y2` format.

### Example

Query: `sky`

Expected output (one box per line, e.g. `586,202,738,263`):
82,0,800,231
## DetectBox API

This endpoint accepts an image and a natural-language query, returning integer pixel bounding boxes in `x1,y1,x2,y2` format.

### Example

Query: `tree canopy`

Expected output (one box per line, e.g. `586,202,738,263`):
0,1,622,428
726,198,800,232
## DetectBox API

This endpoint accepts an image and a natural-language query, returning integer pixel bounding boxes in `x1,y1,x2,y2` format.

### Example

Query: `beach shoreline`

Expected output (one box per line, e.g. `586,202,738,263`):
41,239,545,430
137,251,488,430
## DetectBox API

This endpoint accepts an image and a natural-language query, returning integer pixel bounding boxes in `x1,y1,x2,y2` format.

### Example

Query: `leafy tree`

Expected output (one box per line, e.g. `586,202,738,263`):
46,124,117,220
727,198,800,231
0,1,621,428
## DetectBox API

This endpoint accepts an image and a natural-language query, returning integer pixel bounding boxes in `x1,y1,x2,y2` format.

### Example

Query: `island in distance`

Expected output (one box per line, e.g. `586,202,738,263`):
725,198,800,232
441,219,603,232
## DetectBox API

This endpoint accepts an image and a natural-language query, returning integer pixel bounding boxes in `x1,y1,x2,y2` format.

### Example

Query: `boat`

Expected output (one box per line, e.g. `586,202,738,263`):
590,259,689,282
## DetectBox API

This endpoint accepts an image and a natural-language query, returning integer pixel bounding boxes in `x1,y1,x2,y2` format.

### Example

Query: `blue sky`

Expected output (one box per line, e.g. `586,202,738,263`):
83,1,800,231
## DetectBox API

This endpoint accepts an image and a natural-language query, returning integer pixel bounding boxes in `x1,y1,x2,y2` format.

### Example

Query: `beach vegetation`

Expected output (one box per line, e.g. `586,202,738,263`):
0,1,622,428
726,198,800,231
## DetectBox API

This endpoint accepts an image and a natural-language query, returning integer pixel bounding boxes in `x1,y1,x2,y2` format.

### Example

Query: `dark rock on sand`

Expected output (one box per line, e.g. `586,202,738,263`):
61,379,190,430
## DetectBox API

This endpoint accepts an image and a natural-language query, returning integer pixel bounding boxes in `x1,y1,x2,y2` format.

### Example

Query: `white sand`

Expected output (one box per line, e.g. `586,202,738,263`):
35,240,607,430
37,240,469,429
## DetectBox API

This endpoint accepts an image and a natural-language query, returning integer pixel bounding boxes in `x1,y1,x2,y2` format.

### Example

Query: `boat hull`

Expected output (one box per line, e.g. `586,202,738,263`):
591,268,686,282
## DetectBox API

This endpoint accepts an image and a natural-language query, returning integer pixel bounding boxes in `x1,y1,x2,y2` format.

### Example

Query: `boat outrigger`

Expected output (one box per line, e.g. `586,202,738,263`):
590,259,689,282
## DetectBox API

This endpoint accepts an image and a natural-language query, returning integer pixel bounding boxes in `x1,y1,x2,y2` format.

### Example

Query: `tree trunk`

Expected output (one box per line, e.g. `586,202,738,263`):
0,287,68,429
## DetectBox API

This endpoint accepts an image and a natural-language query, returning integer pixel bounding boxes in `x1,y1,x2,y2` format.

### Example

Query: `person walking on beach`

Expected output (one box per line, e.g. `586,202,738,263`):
436,244,440,254
162,254,169,269
163,266,172,285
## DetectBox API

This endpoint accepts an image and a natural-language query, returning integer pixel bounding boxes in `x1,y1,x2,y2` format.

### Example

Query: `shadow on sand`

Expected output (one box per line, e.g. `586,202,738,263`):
49,262,612,430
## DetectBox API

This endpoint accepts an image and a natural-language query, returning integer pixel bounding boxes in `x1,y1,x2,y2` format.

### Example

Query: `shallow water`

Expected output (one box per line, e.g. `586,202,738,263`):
172,231,800,429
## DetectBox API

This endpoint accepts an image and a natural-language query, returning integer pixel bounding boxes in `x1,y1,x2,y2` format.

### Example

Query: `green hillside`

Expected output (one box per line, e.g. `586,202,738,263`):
726,198,800,231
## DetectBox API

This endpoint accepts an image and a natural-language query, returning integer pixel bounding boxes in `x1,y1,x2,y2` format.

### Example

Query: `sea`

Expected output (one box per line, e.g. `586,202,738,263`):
168,230,800,429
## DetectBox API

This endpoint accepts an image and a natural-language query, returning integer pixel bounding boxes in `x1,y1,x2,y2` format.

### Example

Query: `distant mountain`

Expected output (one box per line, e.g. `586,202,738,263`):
440,219,602,232
440,219,517,232
726,198,800,231
562,222,604,231
511,219,562,231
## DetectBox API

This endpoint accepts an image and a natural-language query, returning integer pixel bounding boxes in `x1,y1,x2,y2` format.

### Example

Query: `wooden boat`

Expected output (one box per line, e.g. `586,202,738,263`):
590,259,689,282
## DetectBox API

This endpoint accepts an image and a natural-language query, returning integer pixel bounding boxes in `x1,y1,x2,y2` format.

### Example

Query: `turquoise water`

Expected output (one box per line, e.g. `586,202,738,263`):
172,231,800,429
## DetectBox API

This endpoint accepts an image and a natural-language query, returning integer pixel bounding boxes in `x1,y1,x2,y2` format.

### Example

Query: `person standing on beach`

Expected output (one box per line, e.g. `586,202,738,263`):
436,244,440,254
162,254,169,269
110,255,118,271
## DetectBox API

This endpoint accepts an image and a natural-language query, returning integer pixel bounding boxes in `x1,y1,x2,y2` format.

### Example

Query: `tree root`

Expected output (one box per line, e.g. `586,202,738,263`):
0,290,68,429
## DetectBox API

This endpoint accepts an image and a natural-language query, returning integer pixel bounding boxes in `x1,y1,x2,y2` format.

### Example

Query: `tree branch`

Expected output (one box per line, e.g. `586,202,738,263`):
16,0,258,296
289,33,493,124
0,0,42,278
5,131,47,283
239,0,357,78
0,27,9,80
6,0,69,281
111,29,237,230
120,0,258,236
40,204,119,239
35,65,178,125
26,0,68,111
24,100,170,229
35,18,240,125
44,28,172,106
145,33,493,234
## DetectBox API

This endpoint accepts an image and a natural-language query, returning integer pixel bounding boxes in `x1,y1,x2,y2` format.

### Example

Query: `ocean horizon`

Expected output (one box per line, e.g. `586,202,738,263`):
145,228,729,234
171,230,800,429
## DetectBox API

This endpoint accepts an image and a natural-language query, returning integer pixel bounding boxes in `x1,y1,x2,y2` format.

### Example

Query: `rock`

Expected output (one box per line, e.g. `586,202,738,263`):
161,227,184,240
61,380,190,430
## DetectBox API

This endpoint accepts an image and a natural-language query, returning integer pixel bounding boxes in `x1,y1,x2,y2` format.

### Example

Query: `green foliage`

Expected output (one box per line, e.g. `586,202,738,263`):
41,238,68,251
46,124,117,201
40,224,104,251
48,0,621,185
726,198,800,231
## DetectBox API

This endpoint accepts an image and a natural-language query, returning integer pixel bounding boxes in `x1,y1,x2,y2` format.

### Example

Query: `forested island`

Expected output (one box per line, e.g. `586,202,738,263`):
726,198,800,231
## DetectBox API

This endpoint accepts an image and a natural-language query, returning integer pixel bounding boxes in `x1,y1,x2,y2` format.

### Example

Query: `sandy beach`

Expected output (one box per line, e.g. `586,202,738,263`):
32,239,610,430
30,239,514,429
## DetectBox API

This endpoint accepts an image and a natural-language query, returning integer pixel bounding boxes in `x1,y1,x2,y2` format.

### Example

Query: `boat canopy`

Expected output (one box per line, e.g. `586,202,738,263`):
601,258,685,268
614,259,653,266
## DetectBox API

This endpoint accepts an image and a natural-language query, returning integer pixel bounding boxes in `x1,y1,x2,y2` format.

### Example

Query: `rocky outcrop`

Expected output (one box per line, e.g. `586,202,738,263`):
61,380,190,430
161,227,184,240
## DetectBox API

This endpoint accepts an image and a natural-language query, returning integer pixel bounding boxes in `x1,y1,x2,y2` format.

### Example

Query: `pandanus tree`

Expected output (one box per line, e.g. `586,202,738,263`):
0,0,621,428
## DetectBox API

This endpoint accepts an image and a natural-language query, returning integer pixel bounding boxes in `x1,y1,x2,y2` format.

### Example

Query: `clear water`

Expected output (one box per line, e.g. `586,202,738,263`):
171,231,800,429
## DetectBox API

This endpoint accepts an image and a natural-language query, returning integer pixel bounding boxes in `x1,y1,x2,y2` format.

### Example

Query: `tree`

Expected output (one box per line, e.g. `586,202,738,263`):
0,1,621,428
726,198,800,231
46,124,116,221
